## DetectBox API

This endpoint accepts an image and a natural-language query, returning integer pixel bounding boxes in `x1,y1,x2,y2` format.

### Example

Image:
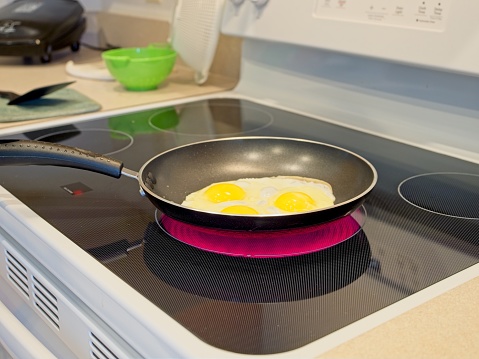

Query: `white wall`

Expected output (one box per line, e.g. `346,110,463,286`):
78,0,103,12
0,1,176,21
0,0,101,11
95,0,176,21
0,0,12,8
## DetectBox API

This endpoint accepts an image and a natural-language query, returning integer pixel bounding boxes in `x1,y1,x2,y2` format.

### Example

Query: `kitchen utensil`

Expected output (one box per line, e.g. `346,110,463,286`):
101,46,177,91
0,137,377,230
0,81,75,105
169,0,225,84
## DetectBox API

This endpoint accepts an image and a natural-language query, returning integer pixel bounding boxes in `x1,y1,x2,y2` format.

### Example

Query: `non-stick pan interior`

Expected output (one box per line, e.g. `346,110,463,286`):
141,137,375,206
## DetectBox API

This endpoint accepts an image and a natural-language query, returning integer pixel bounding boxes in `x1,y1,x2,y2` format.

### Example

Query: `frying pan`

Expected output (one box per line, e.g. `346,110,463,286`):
0,137,377,230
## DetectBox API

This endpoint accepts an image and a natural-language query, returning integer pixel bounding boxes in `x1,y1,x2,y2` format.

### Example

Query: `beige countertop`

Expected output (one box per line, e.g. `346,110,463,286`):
318,275,479,359
2,46,479,359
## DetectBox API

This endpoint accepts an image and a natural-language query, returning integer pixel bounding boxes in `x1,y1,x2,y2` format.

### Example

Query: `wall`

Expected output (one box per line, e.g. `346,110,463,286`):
84,0,176,21
0,1,174,21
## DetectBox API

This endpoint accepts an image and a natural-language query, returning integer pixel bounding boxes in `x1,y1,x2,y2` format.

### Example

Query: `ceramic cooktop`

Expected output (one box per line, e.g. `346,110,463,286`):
1,98,479,354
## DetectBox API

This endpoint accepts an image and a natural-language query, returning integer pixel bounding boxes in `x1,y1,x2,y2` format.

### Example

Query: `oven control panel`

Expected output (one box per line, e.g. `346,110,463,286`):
313,0,450,31
221,0,479,76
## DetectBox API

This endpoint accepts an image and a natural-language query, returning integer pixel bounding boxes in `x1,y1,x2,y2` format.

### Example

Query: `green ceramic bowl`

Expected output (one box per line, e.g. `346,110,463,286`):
102,46,177,91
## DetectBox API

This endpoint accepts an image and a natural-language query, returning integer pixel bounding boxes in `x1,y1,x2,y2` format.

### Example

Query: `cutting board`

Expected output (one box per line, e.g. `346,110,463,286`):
0,88,101,122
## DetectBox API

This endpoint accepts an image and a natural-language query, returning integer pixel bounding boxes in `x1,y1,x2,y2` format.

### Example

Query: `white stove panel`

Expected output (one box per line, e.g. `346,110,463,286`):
222,0,479,76
314,0,451,31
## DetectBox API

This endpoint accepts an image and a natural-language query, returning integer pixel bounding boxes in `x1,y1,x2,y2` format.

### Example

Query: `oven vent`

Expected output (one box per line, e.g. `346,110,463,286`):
5,249,29,298
89,332,120,359
32,275,60,329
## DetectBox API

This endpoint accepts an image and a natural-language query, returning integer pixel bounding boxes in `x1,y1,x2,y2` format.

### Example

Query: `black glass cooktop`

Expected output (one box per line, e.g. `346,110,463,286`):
1,98,479,354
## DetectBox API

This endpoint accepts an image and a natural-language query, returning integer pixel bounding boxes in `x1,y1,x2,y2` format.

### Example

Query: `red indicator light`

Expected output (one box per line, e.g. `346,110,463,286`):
61,182,92,196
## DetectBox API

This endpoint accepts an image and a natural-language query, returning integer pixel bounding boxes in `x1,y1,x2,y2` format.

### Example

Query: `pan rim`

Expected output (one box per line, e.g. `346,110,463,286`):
138,136,378,218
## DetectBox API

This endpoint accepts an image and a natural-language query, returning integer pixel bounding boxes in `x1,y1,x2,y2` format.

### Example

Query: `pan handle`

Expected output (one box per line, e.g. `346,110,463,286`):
0,140,124,178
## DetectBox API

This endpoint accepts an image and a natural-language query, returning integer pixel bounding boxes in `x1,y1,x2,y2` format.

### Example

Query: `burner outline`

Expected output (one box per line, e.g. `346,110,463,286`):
147,103,274,136
34,128,134,156
155,206,366,258
398,172,479,220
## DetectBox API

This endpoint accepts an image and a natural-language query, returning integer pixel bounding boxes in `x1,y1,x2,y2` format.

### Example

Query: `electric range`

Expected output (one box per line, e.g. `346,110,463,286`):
1,96,479,358
3,0,479,357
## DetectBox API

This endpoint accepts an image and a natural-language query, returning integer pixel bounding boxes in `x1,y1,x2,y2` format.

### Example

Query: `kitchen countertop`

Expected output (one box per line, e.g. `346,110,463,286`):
318,275,479,359
0,46,237,131
2,47,479,359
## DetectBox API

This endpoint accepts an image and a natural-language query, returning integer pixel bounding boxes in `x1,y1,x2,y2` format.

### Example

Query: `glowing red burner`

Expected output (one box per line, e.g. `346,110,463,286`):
158,207,365,258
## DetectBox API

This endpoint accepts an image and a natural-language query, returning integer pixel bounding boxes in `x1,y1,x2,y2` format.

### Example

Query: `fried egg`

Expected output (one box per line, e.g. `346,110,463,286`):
181,176,335,215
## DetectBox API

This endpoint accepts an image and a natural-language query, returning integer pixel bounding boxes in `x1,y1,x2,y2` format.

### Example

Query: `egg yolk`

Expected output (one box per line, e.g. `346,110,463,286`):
221,205,259,215
274,192,315,212
204,183,246,203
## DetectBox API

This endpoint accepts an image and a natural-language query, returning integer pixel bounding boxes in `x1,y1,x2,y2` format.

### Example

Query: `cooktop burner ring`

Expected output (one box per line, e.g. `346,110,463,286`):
145,215,372,304
34,128,134,155
154,206,366,258
148,102,274,136
398,172,479,220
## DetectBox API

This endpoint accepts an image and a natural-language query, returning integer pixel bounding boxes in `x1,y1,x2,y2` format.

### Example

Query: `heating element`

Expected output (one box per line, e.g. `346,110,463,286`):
2,0,479,358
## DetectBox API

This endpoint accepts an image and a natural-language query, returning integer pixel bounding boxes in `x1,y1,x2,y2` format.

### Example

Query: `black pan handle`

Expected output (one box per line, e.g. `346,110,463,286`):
0,140,124,178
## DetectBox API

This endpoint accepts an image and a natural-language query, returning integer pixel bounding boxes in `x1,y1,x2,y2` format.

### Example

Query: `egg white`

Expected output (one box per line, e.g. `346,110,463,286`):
181,176,335,215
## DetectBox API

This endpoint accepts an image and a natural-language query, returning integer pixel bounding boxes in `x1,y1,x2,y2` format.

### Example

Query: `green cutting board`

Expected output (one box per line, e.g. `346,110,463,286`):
0,88,101,122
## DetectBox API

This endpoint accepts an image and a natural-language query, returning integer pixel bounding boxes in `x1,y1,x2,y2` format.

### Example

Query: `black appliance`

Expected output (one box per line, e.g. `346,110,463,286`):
0,0,85,63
